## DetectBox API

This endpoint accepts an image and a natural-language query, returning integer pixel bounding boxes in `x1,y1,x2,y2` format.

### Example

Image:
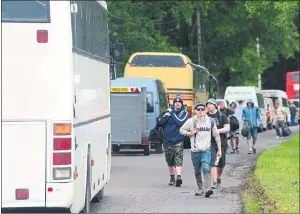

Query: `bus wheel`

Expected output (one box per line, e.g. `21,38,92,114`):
155,143,163,154
144,145,150,156
82,154,91,213
91,187,104,203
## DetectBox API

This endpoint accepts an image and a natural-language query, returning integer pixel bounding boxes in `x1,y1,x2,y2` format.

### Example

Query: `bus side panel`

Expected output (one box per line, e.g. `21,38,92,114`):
2,122,46,208
2,1,73,121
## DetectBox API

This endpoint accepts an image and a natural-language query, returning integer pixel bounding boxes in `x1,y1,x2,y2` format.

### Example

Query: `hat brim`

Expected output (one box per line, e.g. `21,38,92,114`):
194,103,206,110
206,101,217,107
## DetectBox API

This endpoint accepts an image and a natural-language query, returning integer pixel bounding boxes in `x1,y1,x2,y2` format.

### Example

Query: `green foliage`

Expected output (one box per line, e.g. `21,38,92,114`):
108,1,299,86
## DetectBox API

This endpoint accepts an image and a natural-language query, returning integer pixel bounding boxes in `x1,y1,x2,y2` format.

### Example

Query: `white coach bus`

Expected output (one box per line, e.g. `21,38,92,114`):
1,0,122,212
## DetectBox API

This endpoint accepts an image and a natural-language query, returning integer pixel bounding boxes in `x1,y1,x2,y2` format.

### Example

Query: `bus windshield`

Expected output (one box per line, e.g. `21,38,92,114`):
130,55,185,67
1,0,50,23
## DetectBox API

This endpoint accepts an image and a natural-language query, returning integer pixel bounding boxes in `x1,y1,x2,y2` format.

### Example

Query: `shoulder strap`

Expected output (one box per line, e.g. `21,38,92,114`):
178,110,185,118
193,118,197,129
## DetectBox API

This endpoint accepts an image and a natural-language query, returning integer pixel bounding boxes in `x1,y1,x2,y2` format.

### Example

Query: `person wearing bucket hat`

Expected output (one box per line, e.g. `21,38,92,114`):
179,102,221,198
157,93,188,187
242,98,263,154
206,98,230,189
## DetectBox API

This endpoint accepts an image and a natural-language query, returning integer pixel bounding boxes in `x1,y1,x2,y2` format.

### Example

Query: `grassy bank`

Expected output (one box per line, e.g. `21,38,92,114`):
243,134,300,213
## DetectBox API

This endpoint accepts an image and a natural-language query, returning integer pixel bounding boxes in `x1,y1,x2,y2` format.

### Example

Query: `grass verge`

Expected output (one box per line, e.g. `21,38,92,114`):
243,134,299,213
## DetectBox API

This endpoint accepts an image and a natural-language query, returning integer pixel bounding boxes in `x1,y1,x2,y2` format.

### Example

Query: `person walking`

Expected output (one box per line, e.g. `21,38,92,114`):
217,100,234,150
274,100,287,138
206,98,230,189
180,103,221,198
157,94,188,187
242,98,263,154
289,102,297,126
228,100,241,154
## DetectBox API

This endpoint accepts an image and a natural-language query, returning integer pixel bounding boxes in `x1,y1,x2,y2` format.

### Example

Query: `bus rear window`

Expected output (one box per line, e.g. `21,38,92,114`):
291,73,300,81
130,55,186,67
2,0,50,23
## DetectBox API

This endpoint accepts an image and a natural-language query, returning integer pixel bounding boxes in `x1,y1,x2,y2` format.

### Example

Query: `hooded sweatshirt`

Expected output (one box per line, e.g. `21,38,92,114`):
242,98,263,127
179,114,221,152
157,104,188,144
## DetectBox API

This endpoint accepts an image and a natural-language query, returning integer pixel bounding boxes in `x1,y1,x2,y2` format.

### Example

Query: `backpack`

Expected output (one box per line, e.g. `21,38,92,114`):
230,115,239,131
241,120,251,137
148,110,185,143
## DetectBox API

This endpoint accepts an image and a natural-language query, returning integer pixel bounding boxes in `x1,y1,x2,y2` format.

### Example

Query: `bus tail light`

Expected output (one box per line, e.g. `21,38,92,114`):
53,167,72,180
53,138,72,150
16,189,29,200
53,152,71,165
37,30,48,43
53,123,72,136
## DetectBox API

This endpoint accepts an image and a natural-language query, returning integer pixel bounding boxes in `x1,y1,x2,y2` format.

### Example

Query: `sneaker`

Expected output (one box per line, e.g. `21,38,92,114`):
169,176,175,186
276,136,280,139
230,149,236,154
248,149,252,154
195,189,204,196
211,181,217,189
252,147,256,154
205,189,214,198
175,176,182,187
235,148,239,153
281,136,285,139
217,178,221,188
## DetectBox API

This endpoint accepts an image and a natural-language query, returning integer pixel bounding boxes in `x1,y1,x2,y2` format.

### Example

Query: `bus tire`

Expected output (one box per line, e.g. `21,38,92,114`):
144,145,150,156
82,153,91,213
91,187,104,203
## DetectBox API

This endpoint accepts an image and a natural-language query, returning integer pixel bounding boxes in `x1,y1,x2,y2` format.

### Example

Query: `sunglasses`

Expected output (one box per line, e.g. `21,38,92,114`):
196,107,205,111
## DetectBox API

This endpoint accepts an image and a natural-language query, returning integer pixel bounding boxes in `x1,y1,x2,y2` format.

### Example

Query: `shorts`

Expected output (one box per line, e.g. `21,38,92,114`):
247,127,258,140
164,142,184,167
211,144,226,168
228,129,239,138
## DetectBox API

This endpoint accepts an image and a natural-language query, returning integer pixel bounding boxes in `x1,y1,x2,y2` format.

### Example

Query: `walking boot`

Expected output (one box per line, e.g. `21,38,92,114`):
195,174,204,196
169,175,175,186
175,175,182,187
203,173,213,198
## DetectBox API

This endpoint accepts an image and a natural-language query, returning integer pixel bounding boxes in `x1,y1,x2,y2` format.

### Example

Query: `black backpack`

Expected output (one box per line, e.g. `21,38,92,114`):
148,110,185,143
230,115,239,131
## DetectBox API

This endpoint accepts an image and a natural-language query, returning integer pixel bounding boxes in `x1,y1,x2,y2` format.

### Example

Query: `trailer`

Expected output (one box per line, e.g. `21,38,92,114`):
110,87,150,155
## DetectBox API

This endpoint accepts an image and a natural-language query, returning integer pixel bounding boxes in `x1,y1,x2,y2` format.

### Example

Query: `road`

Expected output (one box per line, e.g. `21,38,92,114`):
91,126,299,213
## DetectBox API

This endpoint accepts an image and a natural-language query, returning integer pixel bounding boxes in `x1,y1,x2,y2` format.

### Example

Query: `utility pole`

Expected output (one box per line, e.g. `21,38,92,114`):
256,37,262,89
196,8,201,65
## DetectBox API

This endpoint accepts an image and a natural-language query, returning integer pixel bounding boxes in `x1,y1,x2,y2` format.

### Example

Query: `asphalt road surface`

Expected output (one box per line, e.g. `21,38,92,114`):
91,126,299,213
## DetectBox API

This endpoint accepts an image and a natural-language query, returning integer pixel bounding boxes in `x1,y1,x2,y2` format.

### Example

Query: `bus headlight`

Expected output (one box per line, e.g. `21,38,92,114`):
53,167,72,180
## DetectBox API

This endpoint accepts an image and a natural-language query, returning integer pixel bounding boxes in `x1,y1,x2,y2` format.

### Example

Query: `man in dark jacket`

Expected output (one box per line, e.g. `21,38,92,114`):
157,94,188,187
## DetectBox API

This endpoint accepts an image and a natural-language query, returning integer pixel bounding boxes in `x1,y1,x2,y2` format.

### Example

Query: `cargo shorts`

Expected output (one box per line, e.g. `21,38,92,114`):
211,141,227,168
164,142,184,167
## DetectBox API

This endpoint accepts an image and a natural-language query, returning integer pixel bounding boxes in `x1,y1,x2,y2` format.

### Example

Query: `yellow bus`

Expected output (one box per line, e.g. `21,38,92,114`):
124,52,217,117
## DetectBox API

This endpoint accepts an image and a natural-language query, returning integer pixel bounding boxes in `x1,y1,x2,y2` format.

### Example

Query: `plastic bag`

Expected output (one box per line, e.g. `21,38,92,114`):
241,120,251,137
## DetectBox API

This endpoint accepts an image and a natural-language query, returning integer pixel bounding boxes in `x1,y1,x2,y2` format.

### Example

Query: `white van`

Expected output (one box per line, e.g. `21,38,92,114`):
262,90,291,125
224,86,267,131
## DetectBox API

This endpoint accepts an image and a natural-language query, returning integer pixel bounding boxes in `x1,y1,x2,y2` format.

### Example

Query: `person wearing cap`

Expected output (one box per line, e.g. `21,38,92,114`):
242,98,263,154
179,103,221,198
217,100,235,117
274,100,287,138
206,98,230,189
157,94,188,187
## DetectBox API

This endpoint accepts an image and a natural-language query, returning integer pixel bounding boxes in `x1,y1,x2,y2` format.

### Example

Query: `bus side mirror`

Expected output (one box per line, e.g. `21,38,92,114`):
110,43,124,61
